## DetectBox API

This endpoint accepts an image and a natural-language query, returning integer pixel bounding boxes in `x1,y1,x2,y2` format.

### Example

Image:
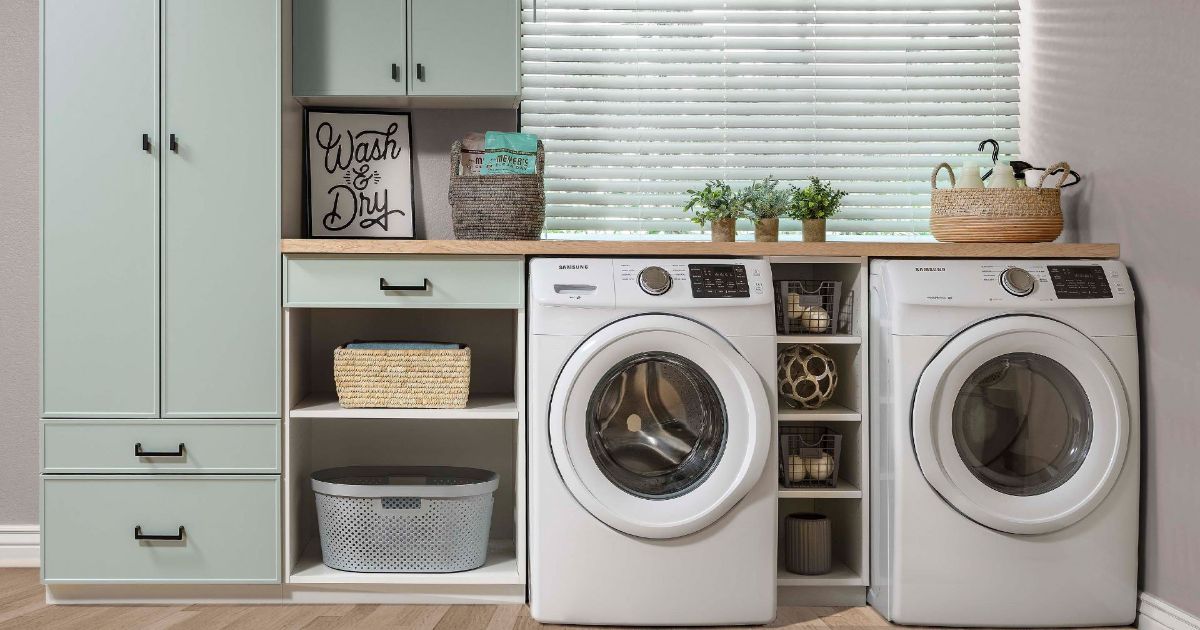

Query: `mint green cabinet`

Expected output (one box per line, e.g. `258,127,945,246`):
293,0,407,96
42,420,280,474
41,0,160,417
42,476,280,583
161,0,280,418
291,0,520,99
408,0,520,96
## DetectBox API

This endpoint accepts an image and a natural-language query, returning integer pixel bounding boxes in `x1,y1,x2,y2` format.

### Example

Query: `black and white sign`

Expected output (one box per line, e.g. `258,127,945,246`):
304,109,415,238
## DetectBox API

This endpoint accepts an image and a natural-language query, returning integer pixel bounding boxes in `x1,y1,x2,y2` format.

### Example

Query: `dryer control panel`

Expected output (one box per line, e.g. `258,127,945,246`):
880,259,1132,308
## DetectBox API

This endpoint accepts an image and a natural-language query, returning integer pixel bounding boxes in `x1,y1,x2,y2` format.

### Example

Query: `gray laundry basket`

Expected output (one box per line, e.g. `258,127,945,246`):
312,466,498,573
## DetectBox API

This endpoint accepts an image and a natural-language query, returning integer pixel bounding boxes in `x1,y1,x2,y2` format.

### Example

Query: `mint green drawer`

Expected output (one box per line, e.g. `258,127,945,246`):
42,420,280,473
42,476,280,584
285,255,523,308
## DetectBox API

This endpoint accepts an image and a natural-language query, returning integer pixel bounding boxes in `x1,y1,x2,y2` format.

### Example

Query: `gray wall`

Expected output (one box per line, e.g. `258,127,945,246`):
0,0,514,527
0,0,41,527
1021,0,1200,616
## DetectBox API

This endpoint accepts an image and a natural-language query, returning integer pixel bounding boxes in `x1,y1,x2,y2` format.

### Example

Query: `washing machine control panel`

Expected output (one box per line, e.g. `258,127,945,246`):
1047,265,1113,299
688,264,750,298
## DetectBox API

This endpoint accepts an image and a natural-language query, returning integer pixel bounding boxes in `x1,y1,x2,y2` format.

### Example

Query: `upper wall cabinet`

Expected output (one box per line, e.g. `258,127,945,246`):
292,0,407,96
408,0,520,97
292,0,520,102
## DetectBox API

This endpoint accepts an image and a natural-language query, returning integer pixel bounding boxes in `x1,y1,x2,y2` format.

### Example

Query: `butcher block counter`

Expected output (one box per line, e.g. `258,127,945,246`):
281,239,1118,258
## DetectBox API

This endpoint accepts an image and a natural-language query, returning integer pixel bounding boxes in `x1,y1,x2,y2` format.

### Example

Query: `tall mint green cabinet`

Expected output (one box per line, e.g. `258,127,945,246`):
41,0,281,584
42,0,160,417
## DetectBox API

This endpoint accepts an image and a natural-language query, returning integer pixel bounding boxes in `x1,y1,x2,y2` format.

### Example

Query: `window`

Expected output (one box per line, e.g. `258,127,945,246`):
521,0,1020,239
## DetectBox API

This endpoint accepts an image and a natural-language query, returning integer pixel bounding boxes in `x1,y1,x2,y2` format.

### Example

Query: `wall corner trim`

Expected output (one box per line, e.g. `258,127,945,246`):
0,525,40,568
1141,593,1200,630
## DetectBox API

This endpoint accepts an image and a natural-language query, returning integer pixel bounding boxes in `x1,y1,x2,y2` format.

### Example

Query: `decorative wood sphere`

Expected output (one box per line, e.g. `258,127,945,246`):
778,344,838,409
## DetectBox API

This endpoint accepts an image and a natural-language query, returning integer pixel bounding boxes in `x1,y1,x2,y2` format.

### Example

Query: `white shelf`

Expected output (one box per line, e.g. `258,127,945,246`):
777,479,862,499
290,539,523,586
777,559,864,587
777,401,860,422
290,393,518,420
777,334,861,344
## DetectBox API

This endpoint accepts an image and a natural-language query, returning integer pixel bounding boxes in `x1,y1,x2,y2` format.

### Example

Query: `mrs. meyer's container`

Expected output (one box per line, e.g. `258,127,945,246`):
311,466,498,573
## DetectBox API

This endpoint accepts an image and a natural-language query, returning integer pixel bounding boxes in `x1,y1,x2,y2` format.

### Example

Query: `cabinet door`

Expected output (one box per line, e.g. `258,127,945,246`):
293,0,407,96
42,0,160,417
408,0,519,96
161,0,280,417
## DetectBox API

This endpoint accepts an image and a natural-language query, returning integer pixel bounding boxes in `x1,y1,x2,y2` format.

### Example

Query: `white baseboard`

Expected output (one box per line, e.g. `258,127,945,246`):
0,525,40,568
1140,593,1200,630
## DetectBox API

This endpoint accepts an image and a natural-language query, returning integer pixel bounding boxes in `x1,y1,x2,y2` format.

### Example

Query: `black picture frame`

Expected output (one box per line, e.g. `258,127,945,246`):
302,107,417,239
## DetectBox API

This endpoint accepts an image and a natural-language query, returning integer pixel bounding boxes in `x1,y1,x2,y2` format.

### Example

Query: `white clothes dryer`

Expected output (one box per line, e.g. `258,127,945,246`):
869,259,1140,627
528,258,777,626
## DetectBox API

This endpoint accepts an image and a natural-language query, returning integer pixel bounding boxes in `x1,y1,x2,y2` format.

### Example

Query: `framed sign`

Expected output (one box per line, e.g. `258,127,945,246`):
304,108,415,238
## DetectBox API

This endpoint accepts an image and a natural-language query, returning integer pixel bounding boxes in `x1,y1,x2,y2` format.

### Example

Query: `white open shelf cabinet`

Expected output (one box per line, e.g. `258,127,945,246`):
282,304,527,603
770,256,870,599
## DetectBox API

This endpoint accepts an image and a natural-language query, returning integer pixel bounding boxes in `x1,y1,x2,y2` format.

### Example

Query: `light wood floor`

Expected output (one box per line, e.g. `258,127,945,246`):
0,569,1129,630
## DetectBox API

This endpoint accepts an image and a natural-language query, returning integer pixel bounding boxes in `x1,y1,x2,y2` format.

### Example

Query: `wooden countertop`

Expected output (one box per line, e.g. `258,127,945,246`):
281,239,1119,259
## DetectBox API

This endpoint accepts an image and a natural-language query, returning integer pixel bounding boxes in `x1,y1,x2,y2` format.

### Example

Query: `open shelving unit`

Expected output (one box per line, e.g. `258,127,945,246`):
281,306,527,604
770,256,870,605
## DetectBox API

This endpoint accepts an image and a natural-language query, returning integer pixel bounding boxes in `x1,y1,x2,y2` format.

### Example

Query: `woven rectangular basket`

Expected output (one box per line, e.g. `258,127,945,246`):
930,161,1071,243
333,342,471,409
448,140,545,240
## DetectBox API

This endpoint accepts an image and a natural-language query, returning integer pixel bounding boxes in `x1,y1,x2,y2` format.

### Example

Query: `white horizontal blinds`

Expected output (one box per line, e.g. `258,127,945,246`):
522,0,1020,238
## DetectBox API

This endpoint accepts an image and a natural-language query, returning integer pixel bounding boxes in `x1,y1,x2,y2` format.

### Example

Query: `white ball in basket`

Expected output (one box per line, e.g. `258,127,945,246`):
786,454,809,483
785,293,804,319
804,453,836,480
797,305,831,333
778,344,839,410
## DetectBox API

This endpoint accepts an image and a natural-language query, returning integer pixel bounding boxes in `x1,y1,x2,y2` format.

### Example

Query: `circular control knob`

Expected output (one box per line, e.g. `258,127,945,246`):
1000,267,1037,296
637,266,673,296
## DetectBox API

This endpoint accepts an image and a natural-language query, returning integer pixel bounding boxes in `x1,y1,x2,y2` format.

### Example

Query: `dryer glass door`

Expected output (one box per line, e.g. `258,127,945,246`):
912,316,1131,535
549,314,771,539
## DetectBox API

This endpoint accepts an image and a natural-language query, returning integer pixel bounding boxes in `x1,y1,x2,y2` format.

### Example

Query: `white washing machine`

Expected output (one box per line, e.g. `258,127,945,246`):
869,259,1140,627
528,258,777,626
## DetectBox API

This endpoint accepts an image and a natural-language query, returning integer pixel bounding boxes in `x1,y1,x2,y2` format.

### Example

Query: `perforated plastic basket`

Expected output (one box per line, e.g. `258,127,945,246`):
312,466,498,573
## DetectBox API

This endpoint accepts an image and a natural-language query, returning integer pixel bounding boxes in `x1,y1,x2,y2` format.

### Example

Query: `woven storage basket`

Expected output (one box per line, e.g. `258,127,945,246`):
333,342,470,409
930,161,1071,243
448,140,545,240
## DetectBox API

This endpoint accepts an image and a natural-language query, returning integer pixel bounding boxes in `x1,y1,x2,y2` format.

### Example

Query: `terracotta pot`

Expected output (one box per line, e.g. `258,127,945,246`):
754,218,779,242
710,218,736,242
802,219,827,242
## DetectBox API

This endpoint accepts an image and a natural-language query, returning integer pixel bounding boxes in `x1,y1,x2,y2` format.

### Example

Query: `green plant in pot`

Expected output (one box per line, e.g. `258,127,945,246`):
684,180,739,242
789,177,848,242
742,176,790,242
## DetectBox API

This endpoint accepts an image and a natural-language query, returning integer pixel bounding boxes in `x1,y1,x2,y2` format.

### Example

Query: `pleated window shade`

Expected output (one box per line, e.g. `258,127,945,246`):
520,0,1020,239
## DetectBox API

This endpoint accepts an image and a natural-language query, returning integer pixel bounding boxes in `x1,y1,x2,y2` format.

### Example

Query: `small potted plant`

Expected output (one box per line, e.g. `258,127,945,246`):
684,180,738,242
742,176,790,242
789,177,848,242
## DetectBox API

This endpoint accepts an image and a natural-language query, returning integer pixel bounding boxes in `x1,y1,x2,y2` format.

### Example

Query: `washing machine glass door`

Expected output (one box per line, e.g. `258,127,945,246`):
549,314,771,539
911,315,1131,535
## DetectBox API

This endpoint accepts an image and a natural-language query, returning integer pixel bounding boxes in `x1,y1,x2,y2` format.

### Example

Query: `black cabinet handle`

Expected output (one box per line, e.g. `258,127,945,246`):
142,133,152,153
392,63,400,82
380,278,430,292
135,442,186,457
134,525,185,541
169,134,178,153
416,63,426,81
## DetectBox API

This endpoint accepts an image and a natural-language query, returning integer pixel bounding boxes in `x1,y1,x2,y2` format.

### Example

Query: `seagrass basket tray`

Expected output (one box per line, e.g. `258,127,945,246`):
448,140,545,240
333,342,470,409
930,161,1071,243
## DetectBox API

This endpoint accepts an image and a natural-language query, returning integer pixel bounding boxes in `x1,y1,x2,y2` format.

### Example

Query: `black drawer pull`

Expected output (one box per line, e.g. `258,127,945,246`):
379,278,430,292
134,442,186,458
391,63,400,82
169,133,179,153
142,133,152,153
416,63,426,81
134,525,185,541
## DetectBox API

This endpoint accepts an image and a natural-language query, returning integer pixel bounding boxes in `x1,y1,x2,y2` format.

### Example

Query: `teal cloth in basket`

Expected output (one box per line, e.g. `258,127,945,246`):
344,342,463,350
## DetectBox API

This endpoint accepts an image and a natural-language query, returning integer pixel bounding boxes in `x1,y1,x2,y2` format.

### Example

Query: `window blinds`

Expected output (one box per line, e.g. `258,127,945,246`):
520,0,1020,239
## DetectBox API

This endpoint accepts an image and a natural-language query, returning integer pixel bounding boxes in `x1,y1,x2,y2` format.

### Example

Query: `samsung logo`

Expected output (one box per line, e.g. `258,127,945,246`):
915,267,946,272
558,264,589,270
